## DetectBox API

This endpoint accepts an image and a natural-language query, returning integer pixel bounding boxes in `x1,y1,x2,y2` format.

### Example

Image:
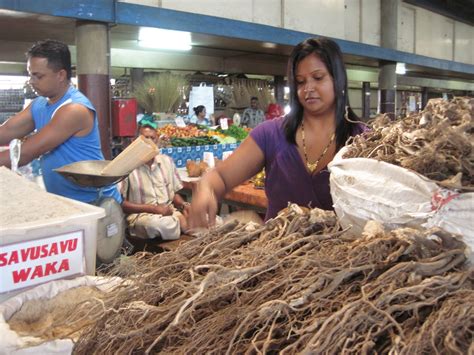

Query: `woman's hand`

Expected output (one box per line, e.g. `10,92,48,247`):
178,202,191,218
188,136,265,228
188,182,219,228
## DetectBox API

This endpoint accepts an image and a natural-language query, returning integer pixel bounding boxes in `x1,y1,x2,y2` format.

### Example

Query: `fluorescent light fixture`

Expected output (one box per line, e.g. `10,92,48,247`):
139,27,192,51
262,42,277,49
396,62,406,75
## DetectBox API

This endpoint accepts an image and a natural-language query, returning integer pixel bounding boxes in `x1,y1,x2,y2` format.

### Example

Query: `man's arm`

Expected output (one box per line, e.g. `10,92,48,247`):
0,103,93,168
172,194,190,216
122,200,173,216
0,103,35,146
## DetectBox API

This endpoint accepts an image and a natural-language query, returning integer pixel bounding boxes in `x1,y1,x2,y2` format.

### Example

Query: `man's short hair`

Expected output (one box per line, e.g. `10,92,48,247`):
251,96,259,101
27,39,72,80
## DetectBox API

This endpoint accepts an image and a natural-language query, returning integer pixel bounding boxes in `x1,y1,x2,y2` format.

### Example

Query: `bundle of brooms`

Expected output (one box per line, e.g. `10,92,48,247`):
67,205,473,354
344,97,473,191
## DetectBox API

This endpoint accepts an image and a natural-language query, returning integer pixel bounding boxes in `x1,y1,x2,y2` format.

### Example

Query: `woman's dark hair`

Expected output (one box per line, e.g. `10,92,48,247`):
193,105,206,116
284,37,359,150
26,39,72,80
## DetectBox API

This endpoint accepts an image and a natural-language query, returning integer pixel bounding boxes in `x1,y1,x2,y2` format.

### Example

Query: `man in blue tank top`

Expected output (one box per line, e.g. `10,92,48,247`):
0,39,121,204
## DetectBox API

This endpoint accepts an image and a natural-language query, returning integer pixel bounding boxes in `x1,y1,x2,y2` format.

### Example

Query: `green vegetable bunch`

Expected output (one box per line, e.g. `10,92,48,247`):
223,125,249,141
170,136,220,147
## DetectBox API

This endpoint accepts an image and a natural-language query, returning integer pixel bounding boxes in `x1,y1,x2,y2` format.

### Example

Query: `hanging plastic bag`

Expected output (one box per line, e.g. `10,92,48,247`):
188,83,214,116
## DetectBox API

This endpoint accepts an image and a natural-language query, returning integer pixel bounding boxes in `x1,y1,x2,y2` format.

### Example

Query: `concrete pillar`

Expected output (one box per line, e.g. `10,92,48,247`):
362,81,371,120
379,0,399,119
75,21,112,159
381,0,399,50
421,87,429,109
274,75,285,107
379,63,397,118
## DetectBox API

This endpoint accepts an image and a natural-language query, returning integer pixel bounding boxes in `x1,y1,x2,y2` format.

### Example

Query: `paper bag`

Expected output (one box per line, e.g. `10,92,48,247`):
188,83,214,116
101,136,159,176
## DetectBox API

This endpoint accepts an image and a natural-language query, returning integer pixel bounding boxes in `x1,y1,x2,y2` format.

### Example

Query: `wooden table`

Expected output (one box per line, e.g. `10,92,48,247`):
178,169,268,213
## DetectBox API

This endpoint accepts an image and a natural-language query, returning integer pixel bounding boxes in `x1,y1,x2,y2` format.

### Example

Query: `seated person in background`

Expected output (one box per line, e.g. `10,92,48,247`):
120,123,190,240
189,105,210,126
241,96,265,128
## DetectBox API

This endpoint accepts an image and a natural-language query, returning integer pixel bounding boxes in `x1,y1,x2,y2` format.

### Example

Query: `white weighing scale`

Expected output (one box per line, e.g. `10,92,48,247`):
54,160,128,265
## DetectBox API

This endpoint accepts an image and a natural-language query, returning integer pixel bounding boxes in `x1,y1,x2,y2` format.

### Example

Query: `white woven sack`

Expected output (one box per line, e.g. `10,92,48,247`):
329,148,438,234
0,275,121,355
328,148,474,257
424,191,474,259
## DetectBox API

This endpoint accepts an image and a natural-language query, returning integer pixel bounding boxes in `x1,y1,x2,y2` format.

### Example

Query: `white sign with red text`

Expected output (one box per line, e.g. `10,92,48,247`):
0,231,85,293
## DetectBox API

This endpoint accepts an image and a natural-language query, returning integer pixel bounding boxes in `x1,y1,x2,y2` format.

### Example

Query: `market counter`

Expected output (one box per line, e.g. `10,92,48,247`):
177,168,267,213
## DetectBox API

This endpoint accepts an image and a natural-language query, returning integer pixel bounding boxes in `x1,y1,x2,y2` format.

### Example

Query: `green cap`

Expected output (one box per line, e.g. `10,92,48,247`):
138,114,158,129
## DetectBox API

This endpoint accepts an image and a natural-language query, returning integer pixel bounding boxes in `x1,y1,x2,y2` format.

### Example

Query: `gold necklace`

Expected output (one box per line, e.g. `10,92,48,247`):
301,120,336,173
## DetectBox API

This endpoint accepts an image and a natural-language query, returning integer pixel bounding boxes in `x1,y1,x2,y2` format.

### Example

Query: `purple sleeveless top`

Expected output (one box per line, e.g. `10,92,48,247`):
250,117,366,220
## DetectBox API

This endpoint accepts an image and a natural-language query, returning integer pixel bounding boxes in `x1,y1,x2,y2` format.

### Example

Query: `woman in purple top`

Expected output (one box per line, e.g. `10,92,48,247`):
189,38,366,226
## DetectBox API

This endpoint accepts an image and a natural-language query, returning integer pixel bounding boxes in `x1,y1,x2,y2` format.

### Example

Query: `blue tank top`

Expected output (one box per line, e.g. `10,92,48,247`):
31,86,122,204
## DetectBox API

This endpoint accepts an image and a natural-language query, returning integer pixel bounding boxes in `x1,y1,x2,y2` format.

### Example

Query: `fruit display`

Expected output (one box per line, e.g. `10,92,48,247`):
252,169,265,188
186,160,209,177
157,124,249,147
157,125,205,139
185,158,222,177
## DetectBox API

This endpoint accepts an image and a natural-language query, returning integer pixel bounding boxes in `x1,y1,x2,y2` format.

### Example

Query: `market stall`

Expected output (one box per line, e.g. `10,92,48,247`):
1,97,472,354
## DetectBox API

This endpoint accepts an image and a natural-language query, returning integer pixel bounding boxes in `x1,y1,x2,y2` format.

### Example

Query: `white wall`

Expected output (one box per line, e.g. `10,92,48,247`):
360,0,380,45
344,0,360,42
454,21,474,65
344,0,381,45
252,0,282,27
119,0,159,6
118,0,474,65
283,0,345,39
398,4,415,53
121,0,347,39
161,0,283,26
398,3,473,64
415,7,454,61
162,0,254,22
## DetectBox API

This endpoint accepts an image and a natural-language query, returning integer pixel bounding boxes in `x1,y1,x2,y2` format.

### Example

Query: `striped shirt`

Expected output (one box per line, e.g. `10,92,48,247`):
120,154,183,207
242,107,265,128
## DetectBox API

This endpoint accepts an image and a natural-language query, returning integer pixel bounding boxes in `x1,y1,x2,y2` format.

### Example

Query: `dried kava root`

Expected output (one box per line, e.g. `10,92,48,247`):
344,97,473,191
72,205,473,354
